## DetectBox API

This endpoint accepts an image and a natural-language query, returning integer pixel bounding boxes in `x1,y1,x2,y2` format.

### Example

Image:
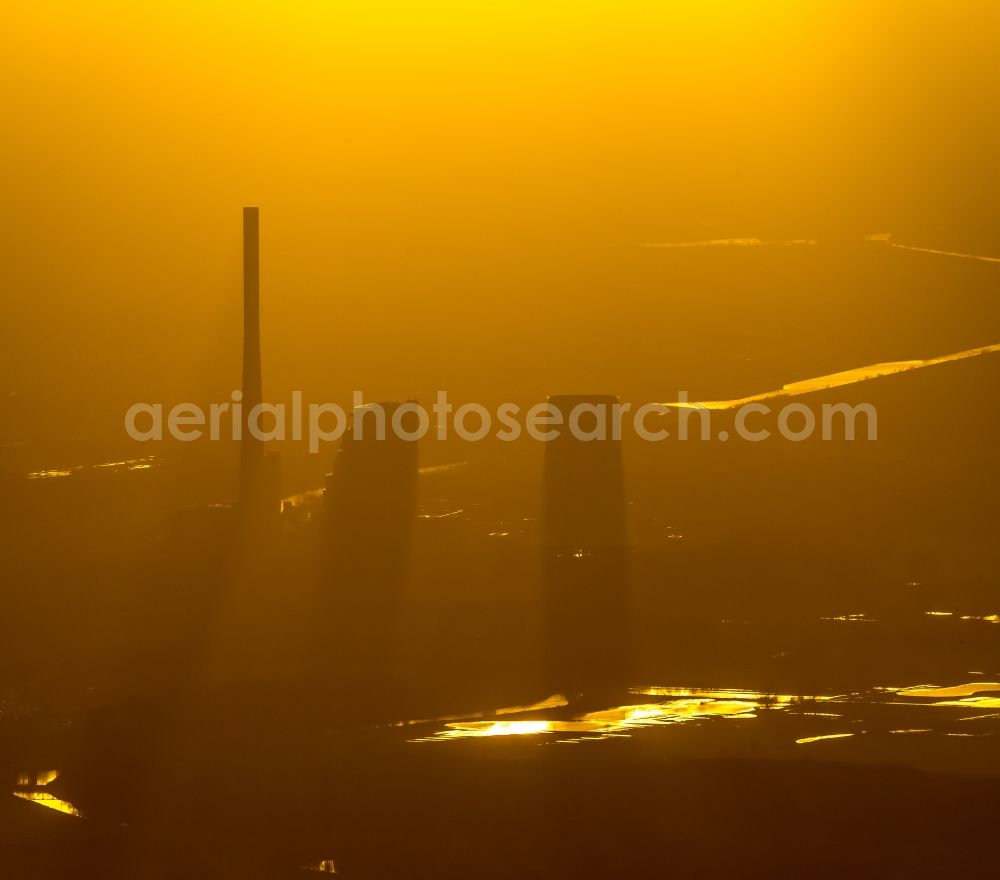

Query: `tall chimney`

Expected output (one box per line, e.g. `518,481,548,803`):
240,206,264,510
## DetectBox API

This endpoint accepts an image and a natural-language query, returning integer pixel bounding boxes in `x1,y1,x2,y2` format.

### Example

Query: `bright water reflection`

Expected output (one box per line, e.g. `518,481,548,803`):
408,681,1000,746
12,791,83,817
410,687,825,743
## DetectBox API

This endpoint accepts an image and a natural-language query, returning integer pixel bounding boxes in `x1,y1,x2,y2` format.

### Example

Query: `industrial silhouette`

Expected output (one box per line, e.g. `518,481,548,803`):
238,207,281,534
321,400,419,684
542,394,630,701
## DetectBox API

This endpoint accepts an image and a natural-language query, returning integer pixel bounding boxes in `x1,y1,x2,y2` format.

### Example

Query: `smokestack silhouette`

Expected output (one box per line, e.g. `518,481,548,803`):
234,208,281,537
239,207,270,523
542,394,630,701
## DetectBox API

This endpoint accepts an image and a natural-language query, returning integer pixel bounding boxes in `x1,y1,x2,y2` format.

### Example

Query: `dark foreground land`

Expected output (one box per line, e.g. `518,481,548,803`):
2,745,997,879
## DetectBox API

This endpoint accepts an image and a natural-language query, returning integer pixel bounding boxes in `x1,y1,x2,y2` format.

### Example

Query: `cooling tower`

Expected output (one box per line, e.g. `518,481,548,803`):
542,394,630,701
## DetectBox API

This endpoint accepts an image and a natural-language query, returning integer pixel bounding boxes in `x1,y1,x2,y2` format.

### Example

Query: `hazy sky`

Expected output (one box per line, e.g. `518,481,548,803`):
3,2,999,440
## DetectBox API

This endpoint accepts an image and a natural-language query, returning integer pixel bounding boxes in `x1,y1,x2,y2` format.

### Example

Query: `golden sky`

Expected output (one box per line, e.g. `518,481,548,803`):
3,2,999,432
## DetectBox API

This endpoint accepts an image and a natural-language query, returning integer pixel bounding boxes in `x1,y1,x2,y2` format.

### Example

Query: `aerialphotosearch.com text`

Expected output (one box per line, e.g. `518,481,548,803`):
125,391,877,451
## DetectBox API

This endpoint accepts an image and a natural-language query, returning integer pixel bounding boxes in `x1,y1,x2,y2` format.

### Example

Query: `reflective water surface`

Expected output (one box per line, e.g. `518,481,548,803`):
404,681,1000,747
662,342,1000,410
11,792,83,818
